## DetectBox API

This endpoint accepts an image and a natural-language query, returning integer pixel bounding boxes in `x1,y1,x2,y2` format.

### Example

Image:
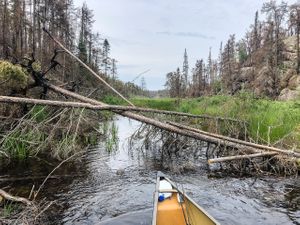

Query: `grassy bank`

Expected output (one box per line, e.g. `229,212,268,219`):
0,105,102,160
130,94,300,150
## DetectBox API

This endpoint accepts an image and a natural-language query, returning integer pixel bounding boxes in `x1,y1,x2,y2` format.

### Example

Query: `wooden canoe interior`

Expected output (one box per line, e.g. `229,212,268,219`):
155,178,218,225
157,192,186,225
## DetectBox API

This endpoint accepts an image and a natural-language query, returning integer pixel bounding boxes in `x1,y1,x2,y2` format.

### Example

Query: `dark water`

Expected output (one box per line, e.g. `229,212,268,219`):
1,116,300,225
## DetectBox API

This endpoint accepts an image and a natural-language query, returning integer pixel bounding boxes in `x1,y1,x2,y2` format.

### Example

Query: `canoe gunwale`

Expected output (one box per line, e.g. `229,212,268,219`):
152,175,160,225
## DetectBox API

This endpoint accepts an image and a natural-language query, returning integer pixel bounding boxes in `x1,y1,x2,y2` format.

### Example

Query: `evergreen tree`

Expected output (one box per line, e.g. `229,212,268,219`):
102,39,111,76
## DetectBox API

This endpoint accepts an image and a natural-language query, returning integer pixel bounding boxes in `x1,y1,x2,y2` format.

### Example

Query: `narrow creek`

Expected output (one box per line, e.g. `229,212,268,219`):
1,116,300,225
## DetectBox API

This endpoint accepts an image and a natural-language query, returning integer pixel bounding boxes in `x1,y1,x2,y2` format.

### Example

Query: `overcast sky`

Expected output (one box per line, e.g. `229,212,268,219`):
73,0,296,90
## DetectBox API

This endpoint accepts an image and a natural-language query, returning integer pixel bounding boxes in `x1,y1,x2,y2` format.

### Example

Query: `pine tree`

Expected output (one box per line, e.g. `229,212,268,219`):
102,39,111,76
262,0,288,66
221,35,236,93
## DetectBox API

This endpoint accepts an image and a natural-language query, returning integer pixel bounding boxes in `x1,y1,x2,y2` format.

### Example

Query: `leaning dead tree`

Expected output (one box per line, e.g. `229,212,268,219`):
1,29,299,168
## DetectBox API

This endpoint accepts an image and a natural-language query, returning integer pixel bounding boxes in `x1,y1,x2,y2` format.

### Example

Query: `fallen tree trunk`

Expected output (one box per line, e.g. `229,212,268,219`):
167,121,300,158
208,152,278,164
0,96,245,123
0,189,32,205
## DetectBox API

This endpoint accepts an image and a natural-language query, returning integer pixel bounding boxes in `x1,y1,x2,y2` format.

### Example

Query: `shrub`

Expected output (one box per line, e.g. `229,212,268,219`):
0,60,28,90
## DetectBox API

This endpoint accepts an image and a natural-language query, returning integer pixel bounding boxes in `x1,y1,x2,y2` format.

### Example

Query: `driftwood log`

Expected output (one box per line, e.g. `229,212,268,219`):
207,152,278,164
167,121,300,158
0,189,32,205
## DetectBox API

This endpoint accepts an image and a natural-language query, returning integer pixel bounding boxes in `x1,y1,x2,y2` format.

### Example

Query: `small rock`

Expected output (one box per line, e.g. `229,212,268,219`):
116,169,125,176
278,88,300,101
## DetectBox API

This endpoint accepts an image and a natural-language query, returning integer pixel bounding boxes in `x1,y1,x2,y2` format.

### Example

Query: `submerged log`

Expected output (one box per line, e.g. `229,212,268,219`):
167,121,300,158
208,152,278,164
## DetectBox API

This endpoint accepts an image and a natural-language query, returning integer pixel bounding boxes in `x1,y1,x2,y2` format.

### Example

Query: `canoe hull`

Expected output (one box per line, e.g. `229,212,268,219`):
152,172,219,225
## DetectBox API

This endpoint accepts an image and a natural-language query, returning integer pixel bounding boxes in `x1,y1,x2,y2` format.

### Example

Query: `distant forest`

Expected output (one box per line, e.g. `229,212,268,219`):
0,0,145,99
166,1,300,100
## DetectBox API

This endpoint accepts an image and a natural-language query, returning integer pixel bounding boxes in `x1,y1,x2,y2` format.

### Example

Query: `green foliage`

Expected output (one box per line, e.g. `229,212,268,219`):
29,105,49,123
211,80,222,94
84,134,98,146
1,201,17,218
247,100,300,144
132,95,300,148
0,60,28,90
102,95,127,105
131,98,178,111
1,130,44,159
104,121,119,153
32,61,42,72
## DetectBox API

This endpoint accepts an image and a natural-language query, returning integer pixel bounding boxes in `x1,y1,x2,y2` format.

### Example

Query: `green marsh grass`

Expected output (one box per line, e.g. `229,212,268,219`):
105,121,119,153
130,94,300,149
29,105,49,123
2,130,44,159
1,201,17,218
132,97,178,110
